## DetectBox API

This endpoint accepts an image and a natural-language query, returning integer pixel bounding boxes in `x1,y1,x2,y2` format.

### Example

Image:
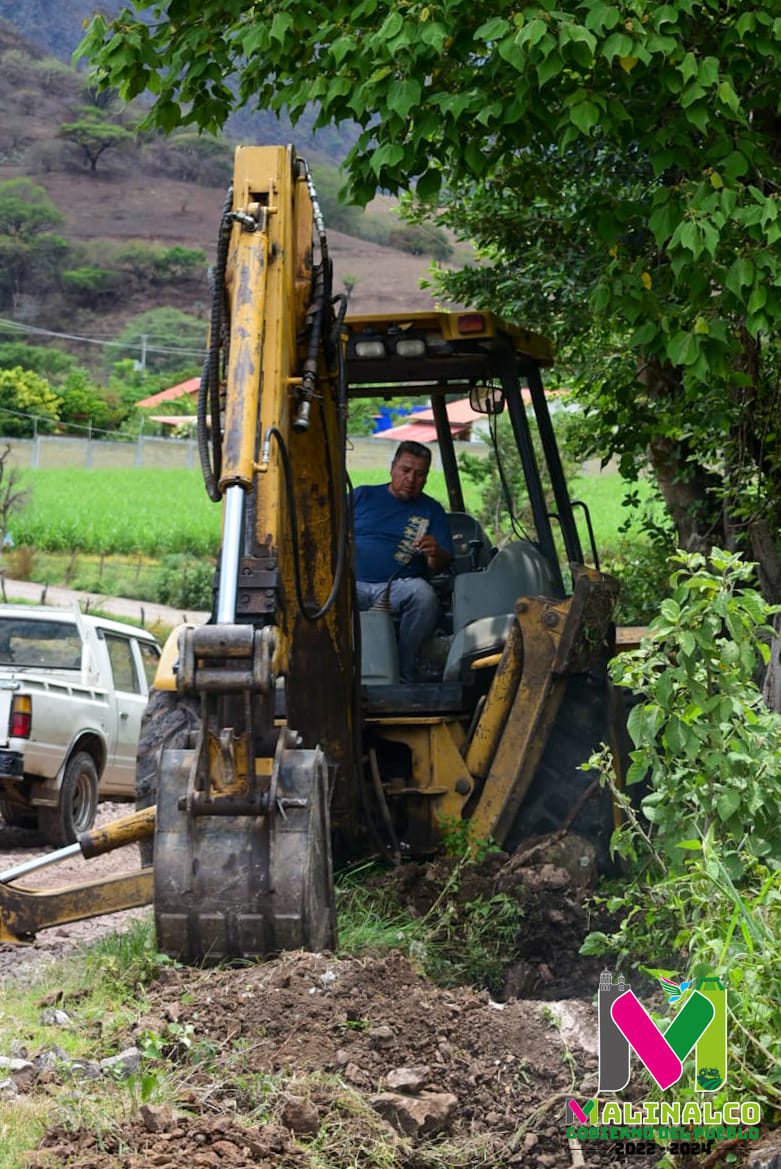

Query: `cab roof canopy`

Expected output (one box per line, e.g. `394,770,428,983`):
343,310,553,400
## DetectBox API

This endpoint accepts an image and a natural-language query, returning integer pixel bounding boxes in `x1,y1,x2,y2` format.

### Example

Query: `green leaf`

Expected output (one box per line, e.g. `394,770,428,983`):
585,5,621,34
579,931,610,955
748,284,767,313
416,168,441,201
269,12,293,42
570,100,600,135
725,257,755,296
667,330,699,367
330,36,355,67
630,320,660,346
387,79,422,120
474,17,510,42
369,142,405,177
679,52,697,82
716,790,741,821
697,57,719,88
602,32,633,60
676,839,703,850
717,81,741,114
378,10,404,40
537,51,564,87
519,18,547,48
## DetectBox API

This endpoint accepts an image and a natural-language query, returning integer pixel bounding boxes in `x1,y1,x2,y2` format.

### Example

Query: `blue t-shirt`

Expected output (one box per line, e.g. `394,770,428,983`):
353,483,453,583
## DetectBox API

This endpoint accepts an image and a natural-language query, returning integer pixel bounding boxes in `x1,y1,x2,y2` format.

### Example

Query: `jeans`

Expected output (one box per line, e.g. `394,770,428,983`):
356,578,439,682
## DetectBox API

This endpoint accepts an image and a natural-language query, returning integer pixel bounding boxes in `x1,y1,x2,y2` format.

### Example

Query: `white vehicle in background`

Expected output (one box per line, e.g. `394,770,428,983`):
0,606,160,845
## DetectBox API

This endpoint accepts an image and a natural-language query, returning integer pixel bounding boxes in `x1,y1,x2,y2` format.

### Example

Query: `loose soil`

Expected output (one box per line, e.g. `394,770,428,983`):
4,812,774,1169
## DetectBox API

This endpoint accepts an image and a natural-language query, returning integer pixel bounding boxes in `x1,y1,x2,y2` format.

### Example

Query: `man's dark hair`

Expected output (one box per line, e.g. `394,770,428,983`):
392,440,432,466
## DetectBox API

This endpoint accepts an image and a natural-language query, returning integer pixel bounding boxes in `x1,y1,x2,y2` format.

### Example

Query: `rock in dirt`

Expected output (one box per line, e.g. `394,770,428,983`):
140,1103,175,1133
99,1047,141,1078
0,1056,35,1089
39,1008,72,1027
502,833,598,889
748,1141,781,1169
373,1089,458,1136
385,1064,430,1093
280,1094,321,1136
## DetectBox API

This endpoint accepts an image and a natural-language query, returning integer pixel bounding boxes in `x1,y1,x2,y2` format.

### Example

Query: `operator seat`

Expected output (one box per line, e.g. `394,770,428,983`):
446,512,494,574
443,539,562,680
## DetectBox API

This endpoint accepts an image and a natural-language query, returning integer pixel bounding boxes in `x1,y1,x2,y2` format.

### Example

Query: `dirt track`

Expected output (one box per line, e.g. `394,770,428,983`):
0,801,149,984
0,577,209,631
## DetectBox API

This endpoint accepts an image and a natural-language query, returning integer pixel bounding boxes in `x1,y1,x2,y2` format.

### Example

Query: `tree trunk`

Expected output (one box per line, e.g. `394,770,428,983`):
640,359,722,552
762,612,781,714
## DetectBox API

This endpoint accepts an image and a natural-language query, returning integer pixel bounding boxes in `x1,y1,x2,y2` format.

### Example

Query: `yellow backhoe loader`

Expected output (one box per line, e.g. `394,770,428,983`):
0,146,625,961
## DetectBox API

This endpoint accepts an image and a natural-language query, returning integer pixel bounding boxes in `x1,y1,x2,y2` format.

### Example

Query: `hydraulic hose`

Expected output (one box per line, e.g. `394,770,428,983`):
198,186,233,502
263,425,351,622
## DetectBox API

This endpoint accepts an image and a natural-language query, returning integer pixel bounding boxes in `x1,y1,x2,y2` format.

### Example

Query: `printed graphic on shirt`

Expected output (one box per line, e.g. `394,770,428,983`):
394,516,428,566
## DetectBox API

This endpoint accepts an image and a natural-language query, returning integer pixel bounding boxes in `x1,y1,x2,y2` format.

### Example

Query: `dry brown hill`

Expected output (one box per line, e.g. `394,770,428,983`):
0,16,453,358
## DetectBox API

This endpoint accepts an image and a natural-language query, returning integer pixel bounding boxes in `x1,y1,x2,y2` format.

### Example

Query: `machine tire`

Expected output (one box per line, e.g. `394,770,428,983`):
38,751,99,846
0,798,37,830
507,667,618,870
135,689,200,867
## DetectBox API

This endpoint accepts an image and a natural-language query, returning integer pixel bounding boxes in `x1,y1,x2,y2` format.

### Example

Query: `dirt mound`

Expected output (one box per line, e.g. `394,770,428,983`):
30,949,651,1168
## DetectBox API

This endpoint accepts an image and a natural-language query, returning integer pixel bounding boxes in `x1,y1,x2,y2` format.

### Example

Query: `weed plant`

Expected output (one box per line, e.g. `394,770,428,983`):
583,550,781,1112
336,857,524,996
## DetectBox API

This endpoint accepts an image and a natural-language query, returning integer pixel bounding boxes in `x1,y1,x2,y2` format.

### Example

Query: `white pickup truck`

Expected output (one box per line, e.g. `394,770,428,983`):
0,605,160,845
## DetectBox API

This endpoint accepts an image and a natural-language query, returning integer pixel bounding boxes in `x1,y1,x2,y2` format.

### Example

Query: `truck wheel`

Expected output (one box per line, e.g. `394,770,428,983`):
136,690,200,867
0,799,37,831
39,752,99,846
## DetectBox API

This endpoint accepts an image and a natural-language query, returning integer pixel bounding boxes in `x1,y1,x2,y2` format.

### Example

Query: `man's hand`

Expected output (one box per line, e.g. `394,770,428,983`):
414,534,451,574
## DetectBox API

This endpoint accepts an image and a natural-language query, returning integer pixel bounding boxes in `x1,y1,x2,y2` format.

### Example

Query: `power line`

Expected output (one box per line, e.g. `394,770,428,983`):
0,317,206,358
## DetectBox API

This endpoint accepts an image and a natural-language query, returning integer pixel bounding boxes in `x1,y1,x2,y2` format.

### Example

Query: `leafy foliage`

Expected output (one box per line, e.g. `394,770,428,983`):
0,367,60,436
600,524,677,625
585,550,781,1104
59,110,134,172
0,343,77,382
78,0,781,599
109,307,206,374
459,408,579,546
155,552,214,609
0,179,67,308
337,858,524,995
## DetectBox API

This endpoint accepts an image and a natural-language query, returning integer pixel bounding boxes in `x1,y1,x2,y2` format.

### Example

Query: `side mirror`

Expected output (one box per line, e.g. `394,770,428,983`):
469,381,504,415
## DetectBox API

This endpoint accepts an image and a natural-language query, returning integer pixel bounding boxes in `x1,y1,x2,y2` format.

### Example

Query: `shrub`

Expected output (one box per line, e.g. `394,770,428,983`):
156,554,214,610
601,528,676,625
584,550,781,1105
60,265,121,308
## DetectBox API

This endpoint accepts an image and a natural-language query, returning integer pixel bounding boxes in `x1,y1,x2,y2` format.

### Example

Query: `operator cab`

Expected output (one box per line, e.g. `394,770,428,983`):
344,310,596,706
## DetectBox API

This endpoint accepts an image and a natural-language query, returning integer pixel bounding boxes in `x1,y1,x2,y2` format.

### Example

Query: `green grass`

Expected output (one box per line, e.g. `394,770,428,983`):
9,465,651,563
568,469,661,552
15,469,220,557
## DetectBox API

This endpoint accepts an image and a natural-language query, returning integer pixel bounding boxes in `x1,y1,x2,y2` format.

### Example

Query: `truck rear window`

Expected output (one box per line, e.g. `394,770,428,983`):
0,618,82,669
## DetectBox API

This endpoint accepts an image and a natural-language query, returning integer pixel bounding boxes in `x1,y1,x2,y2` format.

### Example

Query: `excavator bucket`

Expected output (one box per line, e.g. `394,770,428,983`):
153,742,336,964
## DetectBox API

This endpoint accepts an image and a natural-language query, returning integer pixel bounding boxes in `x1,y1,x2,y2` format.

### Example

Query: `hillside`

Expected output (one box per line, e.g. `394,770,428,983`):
0,16,455,375
0,0,358,161
0,0,107,59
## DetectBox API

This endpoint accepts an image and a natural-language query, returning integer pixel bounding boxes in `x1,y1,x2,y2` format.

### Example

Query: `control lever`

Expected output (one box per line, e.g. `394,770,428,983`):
468,538,483,571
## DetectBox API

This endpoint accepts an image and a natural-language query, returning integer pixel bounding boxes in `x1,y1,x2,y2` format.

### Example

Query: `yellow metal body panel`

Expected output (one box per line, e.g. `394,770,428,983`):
0,871,153,943
373,720,474,827
464,618,525,781
467,566,617,845
217,145,357,804
153,625,190,691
